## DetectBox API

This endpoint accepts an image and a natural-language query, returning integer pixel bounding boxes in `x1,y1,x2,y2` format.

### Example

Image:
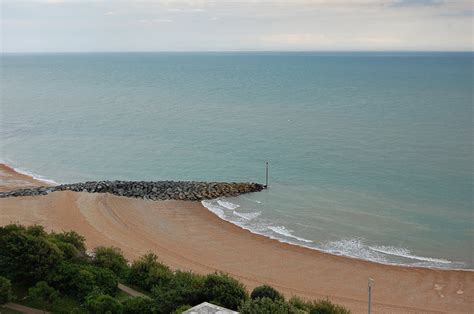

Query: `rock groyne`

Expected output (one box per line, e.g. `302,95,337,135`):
0,181,265,201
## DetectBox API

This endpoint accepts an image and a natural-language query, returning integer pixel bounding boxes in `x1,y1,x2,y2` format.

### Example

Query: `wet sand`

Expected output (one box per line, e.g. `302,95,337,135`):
0,163,472,313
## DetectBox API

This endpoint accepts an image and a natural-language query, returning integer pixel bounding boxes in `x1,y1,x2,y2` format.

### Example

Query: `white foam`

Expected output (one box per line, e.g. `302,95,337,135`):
369,245,452,264
217,200,240,210
322,238,387,263
201,200,225,219
267,226,313,243
233,210,261,221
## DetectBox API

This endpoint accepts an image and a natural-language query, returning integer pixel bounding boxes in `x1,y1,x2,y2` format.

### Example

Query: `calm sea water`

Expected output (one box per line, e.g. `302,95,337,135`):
1,52,472,269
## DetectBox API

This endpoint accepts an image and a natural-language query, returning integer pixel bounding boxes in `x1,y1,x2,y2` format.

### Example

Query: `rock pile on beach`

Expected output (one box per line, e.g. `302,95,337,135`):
0,181,265,201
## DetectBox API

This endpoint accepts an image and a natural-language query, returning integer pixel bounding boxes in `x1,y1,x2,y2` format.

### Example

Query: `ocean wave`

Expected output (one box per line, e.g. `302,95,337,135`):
201,200,225,219
217,199,240,210
369,245,452,264
201,202,468,270
321,239,387,263
232,210,261,221
267,226,313,243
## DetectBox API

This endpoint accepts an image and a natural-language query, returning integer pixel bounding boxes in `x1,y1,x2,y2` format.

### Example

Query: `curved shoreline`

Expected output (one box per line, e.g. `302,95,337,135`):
0,163,473,313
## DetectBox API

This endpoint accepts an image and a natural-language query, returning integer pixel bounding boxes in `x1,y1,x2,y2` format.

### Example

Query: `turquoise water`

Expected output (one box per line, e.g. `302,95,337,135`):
1,52,472,269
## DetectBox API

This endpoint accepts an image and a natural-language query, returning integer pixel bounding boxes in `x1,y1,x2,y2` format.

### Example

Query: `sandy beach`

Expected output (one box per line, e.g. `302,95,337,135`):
0,164,472,313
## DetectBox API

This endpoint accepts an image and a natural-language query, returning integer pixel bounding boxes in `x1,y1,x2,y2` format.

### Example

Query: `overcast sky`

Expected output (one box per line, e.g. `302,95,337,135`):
1,0,472,52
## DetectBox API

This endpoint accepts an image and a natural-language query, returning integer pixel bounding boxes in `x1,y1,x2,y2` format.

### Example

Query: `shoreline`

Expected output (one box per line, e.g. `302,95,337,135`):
0,163,473,313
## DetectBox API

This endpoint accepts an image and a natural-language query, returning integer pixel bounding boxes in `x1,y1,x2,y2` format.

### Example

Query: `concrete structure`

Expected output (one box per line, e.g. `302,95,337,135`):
183,302,239,314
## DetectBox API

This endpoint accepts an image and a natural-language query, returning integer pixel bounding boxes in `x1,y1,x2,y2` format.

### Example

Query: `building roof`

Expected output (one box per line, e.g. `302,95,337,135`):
182,302,239,314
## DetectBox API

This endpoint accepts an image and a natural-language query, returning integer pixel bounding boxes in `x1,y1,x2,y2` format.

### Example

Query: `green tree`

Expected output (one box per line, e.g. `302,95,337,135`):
0,276,12,304
0,225,63,283
127,253,172,291
152,271,205,313
122,296,157,314
48,262,118,299
202,273,248,310
240,297,295,314
49,231,86,261
250,285,284,302
84,292,123,314
28,281,60,309
94,246,128,278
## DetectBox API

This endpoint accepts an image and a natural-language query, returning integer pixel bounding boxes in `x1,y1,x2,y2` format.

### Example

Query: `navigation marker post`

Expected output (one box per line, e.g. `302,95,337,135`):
265,161,269,188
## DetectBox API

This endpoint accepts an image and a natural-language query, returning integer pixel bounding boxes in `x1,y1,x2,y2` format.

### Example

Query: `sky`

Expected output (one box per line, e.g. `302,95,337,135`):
1,0,472,52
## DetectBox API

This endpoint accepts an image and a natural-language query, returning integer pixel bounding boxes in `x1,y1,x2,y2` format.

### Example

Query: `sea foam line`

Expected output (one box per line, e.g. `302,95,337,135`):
369,245,452,264
1,159,59,185
201,199,470,271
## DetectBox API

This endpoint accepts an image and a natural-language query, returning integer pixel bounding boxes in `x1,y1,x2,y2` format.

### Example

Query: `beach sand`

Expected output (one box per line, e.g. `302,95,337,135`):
0,163,472,313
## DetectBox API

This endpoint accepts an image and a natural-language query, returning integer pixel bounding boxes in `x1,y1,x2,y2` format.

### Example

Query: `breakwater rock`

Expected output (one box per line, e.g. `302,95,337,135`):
0,181,265,201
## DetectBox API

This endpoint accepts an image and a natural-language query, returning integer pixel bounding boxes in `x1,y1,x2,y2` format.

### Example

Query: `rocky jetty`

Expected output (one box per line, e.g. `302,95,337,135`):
0,181,265,201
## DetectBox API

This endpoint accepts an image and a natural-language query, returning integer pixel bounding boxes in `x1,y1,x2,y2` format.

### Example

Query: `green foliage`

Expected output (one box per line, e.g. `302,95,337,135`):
94,246,129,278
240,297,295,314
127,253,172,291
47,262,118,299
0,276,12,304
288,296,351,314
122,296,157,314
49,231,86,261
152,270,205,313
308,299,351,314
84,291,123,314
27,281,60,307
251,285,284,301
202,273,248,310
0,225,63,283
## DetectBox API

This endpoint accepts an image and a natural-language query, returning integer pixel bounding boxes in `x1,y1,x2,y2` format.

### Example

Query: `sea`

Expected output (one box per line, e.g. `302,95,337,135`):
1,52,472,270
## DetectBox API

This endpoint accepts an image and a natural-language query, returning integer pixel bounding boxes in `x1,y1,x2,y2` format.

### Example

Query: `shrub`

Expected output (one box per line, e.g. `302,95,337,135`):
28,281,60,308
84,292,123,314
240,297,295,314
288,296,308,311
94,246,128,278
122,296,157,314
202,273,248,310
127,253,172,291
152,270,205,313
0,225,63,283
251,285,284,301
50,231,86,260
47,262,118,299
308,299,351,314
0,276,12,304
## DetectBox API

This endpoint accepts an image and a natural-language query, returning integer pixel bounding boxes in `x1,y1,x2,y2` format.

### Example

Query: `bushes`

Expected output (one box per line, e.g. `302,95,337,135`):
251,285,284,302
127,253,172,291
288,296,351,314
240,297,295,314
85,291,123,314
47,262,118,299
152,271,205,313
0,276,12,304
308,299,351,314
202,273,248,310
122,296,157,314
0,225,63,283
28,281,60,309
94,246,128,278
